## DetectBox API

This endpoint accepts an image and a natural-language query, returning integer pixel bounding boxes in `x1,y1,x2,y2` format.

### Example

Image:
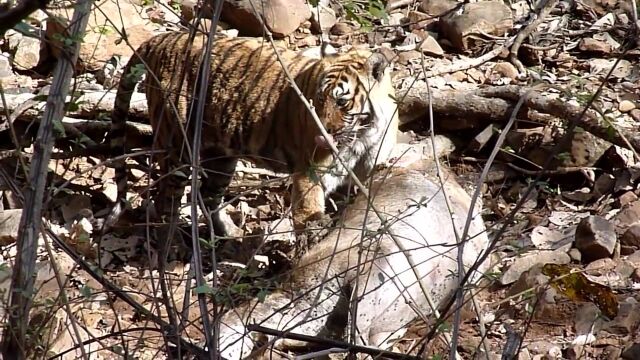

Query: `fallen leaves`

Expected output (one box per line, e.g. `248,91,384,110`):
542,263,619,319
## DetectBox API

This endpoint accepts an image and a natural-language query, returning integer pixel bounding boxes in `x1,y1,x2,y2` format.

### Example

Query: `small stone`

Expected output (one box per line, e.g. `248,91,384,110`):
439,1,513,50
631,268,640,282
11,35,42,70
420,0,459,16
0,53,13,79
387,12,407,26
604,302,640,335
617,191,638,208
579,37,612,53
616,260,636,279
330,22,352,35
574,215,616,262
621,223,640,248
0,209,23,245
619,100,636,113
469,124,495,152
221,0,312,37
407,10,434,30
309,4,337,33
585,257,616,274
418,34,444,56
296,35,317,48
397,50,421,64
527,340,557,355
630,109,640,122
628,250,640,265
614,200,640,229
566,345,588,360
574,303,603,334
492,61,519,80
500,250,571,285
593,173,615,196
569,248,582,262
622,343,640,360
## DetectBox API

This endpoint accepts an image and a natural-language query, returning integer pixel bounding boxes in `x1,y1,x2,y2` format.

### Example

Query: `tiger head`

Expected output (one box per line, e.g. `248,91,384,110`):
314,47,397,152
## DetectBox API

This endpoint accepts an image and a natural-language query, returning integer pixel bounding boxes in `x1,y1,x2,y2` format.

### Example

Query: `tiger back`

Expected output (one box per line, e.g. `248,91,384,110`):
109,32,398,236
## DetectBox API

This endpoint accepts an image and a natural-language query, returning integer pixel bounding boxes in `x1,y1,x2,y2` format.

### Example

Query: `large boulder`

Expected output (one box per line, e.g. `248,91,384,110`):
221,0,311,37
45,0,159,71
440,1,513,50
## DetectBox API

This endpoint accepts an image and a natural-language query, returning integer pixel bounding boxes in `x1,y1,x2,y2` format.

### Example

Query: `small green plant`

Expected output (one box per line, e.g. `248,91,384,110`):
52,32,85,47
127,63,147,82
342,0,387,30
93,24,114,35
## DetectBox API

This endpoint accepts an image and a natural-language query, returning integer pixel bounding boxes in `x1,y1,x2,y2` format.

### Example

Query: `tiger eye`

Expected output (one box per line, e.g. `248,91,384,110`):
336,97,349,107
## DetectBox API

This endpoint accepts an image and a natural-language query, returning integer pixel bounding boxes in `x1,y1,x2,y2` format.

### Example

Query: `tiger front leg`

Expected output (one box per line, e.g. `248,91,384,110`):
291,173,329,230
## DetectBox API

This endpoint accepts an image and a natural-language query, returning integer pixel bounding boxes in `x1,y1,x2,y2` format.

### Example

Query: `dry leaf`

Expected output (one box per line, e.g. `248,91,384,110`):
542,263,618,319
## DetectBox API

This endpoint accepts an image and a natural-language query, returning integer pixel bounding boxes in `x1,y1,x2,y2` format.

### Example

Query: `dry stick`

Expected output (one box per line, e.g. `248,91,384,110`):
476,85,640,156
1,0,93,357
42,227,207,357
0,0,52,35
420,36,515,79
420,59,465,359
509,0,559,74
188,1,225,358
41,234,89,360
247,325,422,360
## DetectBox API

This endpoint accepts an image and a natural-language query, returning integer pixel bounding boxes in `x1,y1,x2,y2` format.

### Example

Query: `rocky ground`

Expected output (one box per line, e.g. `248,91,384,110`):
0,0,639,359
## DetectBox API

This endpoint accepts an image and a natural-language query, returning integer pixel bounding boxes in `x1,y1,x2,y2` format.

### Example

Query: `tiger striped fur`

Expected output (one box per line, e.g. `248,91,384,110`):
109,32,398,236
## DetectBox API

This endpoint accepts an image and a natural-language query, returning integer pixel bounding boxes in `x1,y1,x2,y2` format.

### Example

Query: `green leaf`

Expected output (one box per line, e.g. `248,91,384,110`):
66,101,80,112
12,21,39,38
194,285,215,294
257,288,268,302
80,285,93,298
52,119,66,137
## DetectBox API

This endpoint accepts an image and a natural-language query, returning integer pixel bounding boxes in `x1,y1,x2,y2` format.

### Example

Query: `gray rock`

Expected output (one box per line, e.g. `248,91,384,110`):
575,215,616,262
621,343,640,360
621,223,640,249
221,0,311,37
309,4,336,33
439,1,513,50
0,209,22,246
420,0,459,16
500,250,570,285
569,248,582,262
593,173,615,196
0,53,13,79
11,34,42,70
574,303,603,335
330,22,352,36
604,301,640,334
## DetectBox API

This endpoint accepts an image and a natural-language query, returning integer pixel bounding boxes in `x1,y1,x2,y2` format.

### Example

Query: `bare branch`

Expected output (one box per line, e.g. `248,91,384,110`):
0,0,51,36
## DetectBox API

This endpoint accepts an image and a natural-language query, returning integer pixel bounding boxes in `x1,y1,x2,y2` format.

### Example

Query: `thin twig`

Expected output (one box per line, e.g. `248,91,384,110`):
247,325,422,360
0,0,52,35
510,0,559,74
1,0,93,357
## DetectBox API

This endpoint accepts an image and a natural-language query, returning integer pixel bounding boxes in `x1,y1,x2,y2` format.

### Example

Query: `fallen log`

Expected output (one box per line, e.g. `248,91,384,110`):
3,82,638,156
217,140,491,358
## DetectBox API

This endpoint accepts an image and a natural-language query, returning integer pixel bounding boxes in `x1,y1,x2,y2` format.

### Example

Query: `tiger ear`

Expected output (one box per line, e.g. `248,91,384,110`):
367,52,389,82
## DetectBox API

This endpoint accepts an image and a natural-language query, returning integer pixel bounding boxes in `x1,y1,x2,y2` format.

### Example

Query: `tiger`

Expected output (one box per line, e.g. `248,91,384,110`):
108,31,399,237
